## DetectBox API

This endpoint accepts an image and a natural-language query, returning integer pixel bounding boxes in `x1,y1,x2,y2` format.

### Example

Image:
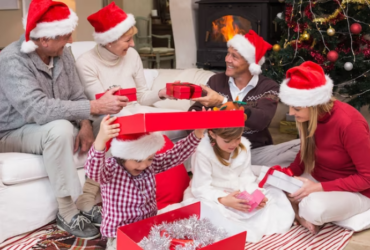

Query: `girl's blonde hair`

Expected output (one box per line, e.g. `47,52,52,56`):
208,127,246,166
296,97,335,173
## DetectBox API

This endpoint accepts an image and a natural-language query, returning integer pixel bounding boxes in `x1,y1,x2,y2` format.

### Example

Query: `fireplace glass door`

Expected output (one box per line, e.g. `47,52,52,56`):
211,15,252,43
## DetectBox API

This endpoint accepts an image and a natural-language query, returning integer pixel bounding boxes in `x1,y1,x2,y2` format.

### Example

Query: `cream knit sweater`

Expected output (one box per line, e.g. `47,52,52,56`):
76,45,160,106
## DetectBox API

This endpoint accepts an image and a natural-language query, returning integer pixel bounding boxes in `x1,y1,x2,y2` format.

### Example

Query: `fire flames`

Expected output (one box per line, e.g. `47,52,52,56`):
212,15,248,42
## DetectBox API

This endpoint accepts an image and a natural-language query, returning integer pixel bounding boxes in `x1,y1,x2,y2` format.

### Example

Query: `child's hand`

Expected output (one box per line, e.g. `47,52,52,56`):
95,115,120,151
218,190,251,213
256,197,268,210
193,106,211,139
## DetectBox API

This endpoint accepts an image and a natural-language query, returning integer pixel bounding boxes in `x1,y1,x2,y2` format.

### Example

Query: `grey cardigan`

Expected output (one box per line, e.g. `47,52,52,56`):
0,36,91,138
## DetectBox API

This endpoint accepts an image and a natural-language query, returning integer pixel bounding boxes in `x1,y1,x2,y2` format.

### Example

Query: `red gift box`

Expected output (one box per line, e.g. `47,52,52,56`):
95,88,137,102
114,110,245,135
166,82,202,99
117,202,247,250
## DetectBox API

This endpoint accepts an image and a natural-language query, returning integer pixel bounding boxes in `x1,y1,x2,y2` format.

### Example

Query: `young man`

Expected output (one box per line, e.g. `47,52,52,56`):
0,0,127,239
190,30,300,169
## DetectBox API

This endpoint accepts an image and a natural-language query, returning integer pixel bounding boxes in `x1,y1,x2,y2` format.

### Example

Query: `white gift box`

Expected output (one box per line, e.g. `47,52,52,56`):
257,166,303,194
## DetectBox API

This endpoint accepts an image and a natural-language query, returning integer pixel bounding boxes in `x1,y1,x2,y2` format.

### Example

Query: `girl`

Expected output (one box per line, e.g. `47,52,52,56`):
183,126,295,242
85,115,205,250
279,61,370,234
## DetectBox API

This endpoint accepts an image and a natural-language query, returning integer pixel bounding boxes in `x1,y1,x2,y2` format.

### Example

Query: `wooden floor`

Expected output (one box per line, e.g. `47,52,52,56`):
269,127,370,249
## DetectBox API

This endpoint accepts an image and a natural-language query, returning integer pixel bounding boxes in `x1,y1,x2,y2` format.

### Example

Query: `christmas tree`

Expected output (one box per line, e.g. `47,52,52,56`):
264,0,370,111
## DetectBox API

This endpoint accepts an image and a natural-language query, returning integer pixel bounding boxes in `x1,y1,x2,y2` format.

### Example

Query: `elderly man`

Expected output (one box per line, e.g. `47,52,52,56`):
0,0,128,239
190,30,300,168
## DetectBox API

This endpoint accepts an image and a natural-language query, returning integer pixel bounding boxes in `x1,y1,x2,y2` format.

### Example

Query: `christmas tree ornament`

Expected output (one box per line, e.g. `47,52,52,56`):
273,44,281,52
301,31,310,41
327,27,336,36
350,23,362,34
327,51,339,62
344,62,353,71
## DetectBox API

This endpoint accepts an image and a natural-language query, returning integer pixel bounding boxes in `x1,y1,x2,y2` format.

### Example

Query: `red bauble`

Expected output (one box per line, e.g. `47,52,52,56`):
327,51,339,62
350,23,362,34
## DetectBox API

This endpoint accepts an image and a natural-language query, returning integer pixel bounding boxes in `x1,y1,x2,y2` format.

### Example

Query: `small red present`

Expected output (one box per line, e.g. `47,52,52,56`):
166,82,202,99
114,110,245,135
117,202,247,250
95,88,137,102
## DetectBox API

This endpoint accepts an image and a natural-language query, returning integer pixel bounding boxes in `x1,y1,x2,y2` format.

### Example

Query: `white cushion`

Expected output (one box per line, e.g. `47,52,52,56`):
67,41,97,60
143,69,159,90
0,153,86,185
334,209,370,232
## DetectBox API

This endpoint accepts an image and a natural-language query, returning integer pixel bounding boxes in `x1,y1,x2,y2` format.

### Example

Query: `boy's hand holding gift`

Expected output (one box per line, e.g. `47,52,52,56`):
95,115,120,151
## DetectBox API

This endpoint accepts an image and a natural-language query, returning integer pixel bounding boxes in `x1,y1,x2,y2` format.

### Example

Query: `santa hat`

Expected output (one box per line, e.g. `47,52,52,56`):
279,61,334,107
87,2,136,45
110,132,165,160
227,30,272,75
21,0,78,53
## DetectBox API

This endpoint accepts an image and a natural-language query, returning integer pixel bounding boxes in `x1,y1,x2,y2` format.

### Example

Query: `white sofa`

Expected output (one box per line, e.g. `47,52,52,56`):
0,42,215,243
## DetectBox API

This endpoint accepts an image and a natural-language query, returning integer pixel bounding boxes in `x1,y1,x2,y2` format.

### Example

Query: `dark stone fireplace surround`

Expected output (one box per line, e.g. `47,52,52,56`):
196,0,284,69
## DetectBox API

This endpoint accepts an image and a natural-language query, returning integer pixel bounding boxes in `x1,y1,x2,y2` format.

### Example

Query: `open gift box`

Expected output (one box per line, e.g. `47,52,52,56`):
114,110,245,135
166,82,202,99
257,166,303,194
117,202,247,250
95,88,137,102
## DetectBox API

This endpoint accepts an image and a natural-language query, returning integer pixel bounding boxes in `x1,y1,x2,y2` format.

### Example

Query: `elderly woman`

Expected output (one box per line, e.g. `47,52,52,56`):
279,61,370,234
76,2,168,117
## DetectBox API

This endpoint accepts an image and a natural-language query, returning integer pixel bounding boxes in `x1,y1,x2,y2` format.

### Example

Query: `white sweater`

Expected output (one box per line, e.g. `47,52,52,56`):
75,45,160,106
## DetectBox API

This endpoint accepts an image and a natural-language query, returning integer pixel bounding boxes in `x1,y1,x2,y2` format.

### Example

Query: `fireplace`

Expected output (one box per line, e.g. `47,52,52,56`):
196,0,284,69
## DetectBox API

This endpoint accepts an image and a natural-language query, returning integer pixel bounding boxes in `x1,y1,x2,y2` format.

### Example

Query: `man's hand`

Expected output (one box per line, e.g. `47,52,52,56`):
74,120,94,155
289,177,323,202
90,87,129,115
218,190,251,213
191,85,224,107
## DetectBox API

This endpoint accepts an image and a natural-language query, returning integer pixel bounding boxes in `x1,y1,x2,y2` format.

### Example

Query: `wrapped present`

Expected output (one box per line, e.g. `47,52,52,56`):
166,83,202,99
114,110,244,135
236,189,265,212
257,166,303,194
117,202,246,250
95,88,137,102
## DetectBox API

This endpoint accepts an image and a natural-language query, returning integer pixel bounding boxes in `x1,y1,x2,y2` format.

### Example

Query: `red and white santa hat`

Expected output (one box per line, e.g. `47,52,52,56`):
227,30,272,75
87,2,136,45
21,0,78,53
279,61,334,107
110,132,165,160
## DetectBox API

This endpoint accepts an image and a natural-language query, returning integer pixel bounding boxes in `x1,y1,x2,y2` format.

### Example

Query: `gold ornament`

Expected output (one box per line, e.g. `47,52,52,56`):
327,27,336,36
300,31,310,41
272,44,281,52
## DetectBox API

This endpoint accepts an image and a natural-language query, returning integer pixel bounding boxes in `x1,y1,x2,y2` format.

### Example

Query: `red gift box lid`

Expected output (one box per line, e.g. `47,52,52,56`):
173,84,202,93
114,110,245,135
117,202,247,250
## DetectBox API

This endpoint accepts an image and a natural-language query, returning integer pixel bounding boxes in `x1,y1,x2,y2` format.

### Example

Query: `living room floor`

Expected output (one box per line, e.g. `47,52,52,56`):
270,128,370,249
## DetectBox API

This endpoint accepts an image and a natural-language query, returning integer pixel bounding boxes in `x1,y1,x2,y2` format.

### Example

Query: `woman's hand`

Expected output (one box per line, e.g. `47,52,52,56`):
256,197,268,210
218,191,251,213
193,106,212,139
94,115,120,151
289,177,323,202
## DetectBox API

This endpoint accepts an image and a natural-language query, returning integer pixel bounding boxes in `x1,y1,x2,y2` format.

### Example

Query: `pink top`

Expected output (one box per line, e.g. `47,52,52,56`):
288,101,370,198
85,132,201,237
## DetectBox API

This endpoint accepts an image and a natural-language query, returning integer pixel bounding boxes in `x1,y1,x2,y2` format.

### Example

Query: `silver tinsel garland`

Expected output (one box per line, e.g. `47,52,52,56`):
138,215,228,250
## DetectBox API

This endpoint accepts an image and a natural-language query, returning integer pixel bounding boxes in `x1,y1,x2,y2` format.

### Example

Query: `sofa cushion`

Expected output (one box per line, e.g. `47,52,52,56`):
155,135,190,210
0,153,86,185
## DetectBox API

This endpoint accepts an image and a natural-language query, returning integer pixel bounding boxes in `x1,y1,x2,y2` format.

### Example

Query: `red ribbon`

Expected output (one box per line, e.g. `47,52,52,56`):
160,230,194,249
258,165,294,188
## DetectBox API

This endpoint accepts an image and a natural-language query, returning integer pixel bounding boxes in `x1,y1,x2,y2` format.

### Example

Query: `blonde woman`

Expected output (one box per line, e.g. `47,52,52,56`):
279,61,370,234
76,2,169,119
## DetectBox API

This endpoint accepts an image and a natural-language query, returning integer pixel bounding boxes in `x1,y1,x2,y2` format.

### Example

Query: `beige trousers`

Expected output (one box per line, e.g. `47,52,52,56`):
0,120,81,198
299,174,370,225
106,238,116,250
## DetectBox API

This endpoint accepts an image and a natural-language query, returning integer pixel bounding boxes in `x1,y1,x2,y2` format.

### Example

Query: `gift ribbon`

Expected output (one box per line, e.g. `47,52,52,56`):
258,165,294,188
160,230,194,249
168,83,199,98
